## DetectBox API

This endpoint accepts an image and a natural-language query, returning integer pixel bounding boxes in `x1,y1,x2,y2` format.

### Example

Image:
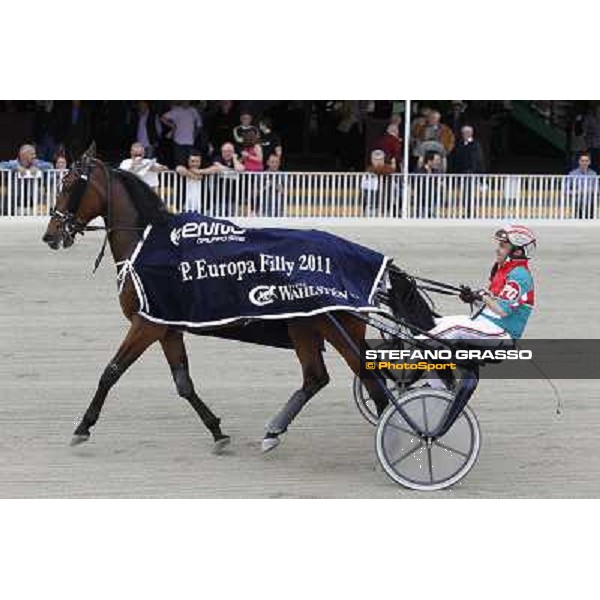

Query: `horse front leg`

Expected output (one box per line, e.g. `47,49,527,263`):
160,329,230,453
71,315,167,446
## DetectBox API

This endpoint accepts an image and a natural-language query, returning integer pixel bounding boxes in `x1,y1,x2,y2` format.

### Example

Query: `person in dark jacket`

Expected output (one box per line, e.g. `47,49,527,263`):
446,101,469,138
55,101,93,163
449,125,485,173
208,100,239,150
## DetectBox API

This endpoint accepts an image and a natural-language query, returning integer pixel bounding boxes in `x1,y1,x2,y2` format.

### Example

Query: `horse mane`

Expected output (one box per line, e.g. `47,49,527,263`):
388,268,437,333
112,168,170,225
67,178,88,212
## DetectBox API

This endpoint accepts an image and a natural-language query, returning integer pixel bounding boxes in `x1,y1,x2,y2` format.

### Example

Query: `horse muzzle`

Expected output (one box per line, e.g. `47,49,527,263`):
42,229,75,250
43,215,81,250
42,231,62,250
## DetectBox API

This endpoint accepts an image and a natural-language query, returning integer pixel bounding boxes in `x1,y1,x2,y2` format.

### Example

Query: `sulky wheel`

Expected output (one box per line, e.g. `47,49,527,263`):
375,388,481,491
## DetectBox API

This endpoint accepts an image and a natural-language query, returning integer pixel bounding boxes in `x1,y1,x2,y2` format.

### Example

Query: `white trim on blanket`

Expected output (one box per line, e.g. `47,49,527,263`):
136,302,389,330
117,225,152,309
131,224,152,263
369,256,391,304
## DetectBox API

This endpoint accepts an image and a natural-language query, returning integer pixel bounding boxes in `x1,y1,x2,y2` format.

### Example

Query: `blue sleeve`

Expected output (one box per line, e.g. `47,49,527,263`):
495,267,533,314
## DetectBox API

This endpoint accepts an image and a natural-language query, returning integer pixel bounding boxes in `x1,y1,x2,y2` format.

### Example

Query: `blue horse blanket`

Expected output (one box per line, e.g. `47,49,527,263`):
127,213,389,348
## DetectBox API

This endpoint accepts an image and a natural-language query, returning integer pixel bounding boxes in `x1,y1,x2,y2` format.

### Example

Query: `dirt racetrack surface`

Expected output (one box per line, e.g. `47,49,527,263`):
1,220,598,498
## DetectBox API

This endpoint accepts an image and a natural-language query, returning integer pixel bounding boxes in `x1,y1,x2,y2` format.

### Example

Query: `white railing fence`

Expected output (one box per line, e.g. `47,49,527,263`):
1,169,598,220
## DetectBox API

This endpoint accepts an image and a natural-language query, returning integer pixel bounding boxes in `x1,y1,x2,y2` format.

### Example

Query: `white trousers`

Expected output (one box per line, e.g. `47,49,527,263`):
427,314,512,342
417,314,512,389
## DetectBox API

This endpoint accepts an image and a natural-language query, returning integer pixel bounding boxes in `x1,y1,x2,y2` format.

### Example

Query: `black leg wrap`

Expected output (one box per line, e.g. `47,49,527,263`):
266,373,329,435
173,365,194,398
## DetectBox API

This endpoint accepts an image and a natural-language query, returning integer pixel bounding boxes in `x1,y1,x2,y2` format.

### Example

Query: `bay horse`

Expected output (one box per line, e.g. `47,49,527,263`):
42,146,389,453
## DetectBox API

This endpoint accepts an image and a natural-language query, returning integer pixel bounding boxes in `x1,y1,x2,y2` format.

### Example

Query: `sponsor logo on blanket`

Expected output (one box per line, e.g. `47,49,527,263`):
249,285,278,307
248,283,350,307
170,222,246,246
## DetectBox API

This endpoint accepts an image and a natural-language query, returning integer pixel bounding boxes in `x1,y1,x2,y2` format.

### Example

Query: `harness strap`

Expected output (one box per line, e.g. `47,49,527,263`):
94,161,113,272
93,232,110,273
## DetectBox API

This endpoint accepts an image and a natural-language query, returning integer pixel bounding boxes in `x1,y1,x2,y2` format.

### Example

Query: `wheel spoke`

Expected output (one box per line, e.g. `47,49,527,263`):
426,445,434,483
421,397,429,434
386,421,417,436
390,442,423,466
433,440,469,458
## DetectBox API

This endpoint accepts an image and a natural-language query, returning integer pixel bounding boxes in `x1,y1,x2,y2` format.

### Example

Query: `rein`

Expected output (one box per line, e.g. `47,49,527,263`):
386,264,483,320
387,265,463,296
411,275,463,295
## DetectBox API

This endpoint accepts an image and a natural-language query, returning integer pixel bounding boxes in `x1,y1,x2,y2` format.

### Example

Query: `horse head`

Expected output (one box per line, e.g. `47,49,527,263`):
42,143,107,250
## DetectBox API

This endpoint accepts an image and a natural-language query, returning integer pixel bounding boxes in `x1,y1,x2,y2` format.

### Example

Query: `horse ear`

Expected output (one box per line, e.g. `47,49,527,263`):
82,141,96,159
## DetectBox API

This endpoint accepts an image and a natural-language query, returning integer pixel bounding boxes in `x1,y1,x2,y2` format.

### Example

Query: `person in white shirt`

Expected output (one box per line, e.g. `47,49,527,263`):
175,151,218,213
119,143,168,192
160,101,203,167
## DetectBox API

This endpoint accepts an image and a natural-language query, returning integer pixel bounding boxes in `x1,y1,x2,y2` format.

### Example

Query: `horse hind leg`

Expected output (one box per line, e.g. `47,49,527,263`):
160,329,230,454
262,320,330,452
71,316,166,445
321,313,389,417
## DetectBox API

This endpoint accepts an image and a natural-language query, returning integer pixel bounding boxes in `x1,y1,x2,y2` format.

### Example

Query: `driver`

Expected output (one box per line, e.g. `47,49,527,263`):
428,223,536,342
418,224,536,435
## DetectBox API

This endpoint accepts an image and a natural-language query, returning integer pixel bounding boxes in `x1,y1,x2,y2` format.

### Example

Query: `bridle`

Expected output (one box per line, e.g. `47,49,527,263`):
50,157,145,271
50,156,106,232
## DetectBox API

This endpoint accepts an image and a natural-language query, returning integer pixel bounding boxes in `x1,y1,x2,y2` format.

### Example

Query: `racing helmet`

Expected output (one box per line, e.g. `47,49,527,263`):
494,224,536,259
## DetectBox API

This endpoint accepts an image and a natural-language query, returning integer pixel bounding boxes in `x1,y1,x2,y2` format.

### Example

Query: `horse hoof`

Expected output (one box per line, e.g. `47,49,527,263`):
70,433,90,447
261,435,280,453
212,436,231,455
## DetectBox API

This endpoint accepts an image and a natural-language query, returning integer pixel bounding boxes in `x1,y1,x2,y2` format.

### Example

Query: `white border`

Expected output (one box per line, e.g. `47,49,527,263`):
2,500,596,600
4,4,599,593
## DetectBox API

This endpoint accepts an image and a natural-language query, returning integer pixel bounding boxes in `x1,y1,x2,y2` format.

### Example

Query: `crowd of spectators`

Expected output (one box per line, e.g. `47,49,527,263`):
0,101,288,217
133,101,282,173
0,100,490,179
1,100,599,219
0,101,284,174
366,102,486,176
114,102,285,201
